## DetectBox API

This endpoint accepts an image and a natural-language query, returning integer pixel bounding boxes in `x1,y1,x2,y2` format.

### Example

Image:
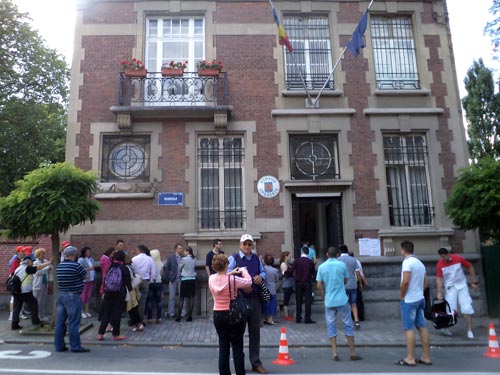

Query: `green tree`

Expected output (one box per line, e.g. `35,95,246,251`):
445,158,500,243
485,0,500,58
462,59,500,163
0,163,99,321
0,0,69,196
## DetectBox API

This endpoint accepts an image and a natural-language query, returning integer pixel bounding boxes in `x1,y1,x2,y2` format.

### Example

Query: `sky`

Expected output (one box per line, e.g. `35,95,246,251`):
11,0,499,99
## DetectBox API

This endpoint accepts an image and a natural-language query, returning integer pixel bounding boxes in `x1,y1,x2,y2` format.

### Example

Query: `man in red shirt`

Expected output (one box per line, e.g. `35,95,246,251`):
436,248,478,339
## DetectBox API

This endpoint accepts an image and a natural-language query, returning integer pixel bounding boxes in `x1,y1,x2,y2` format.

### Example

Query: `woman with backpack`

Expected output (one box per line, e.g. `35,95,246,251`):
97,250,134,341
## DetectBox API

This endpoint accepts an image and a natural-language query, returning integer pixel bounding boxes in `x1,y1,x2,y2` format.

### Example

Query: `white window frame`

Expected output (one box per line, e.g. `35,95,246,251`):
371,15,420,90
198,136,245,230
383,134,433,227
283,15,333,90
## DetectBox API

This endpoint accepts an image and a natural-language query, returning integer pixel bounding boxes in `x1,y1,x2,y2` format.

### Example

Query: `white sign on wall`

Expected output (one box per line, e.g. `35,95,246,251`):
257,175,280,199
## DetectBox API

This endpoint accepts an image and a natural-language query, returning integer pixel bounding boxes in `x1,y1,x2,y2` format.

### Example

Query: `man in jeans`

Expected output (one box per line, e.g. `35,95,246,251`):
337,244,362,329
54,246,89,353
317,246,362,361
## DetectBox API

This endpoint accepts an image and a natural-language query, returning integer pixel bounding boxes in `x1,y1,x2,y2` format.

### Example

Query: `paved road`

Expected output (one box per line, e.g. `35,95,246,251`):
0,344,498,374
1,312,497,348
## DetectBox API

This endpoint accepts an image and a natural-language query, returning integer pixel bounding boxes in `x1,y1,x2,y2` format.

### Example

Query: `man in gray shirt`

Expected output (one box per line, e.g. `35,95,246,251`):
337,244,362,329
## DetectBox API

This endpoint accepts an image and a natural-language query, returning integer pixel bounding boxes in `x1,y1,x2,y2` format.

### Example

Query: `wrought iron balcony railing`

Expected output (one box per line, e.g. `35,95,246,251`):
118,72,228,107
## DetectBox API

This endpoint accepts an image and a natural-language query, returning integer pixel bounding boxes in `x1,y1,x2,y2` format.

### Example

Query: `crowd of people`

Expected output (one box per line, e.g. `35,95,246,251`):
6,236,478,373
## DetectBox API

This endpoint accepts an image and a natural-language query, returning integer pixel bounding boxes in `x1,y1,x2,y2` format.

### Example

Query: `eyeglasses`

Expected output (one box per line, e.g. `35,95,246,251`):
243,242,253,247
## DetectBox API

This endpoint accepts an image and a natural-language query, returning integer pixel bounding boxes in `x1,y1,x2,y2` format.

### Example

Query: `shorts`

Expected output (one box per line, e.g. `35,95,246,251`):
446,286,474,315
325,303,354,337
346,289,357,304
400,299,427,330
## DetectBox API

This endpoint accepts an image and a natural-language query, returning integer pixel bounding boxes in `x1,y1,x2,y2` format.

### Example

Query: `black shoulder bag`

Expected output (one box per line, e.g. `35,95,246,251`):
228,275,251,325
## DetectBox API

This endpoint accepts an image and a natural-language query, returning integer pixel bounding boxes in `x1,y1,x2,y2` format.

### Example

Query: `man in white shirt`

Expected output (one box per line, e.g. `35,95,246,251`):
132,245,156,325
396,240,431,367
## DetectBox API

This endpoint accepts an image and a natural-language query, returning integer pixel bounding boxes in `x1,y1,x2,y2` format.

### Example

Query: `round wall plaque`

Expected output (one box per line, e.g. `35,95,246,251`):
257,175,280,198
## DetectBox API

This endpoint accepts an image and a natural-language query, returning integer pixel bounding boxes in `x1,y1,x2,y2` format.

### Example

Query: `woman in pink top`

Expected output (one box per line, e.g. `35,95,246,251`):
209,254,252,375
99,247,115,297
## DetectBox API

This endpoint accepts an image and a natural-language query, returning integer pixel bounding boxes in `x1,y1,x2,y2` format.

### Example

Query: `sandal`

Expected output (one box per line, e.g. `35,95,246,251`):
394,359,416,367
132,324,144,332
416,358,432,366
112,335,127,341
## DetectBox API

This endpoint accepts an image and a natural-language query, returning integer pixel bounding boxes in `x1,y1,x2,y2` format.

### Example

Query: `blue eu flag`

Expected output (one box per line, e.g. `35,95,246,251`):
347,10,369,57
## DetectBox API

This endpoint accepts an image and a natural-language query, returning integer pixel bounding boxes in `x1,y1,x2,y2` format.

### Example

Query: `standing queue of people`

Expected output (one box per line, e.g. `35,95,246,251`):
6,237,477,373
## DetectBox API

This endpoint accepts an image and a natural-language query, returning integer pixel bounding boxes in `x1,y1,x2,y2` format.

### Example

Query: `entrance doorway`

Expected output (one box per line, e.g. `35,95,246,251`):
291,194,344,259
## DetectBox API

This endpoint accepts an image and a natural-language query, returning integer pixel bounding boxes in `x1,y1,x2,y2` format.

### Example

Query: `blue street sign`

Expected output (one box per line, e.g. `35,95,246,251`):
158,192,184,206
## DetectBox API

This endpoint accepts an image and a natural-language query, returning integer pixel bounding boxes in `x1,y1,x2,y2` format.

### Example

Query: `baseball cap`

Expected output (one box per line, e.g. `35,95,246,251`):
61,240,71,249
63,246,77,257
23,246,33,255
240,234,254,243
16,245,24,253
22,255,32,261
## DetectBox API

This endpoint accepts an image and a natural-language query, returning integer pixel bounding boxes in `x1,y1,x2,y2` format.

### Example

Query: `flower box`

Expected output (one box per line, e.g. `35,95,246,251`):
197,68,220,77
161,68,184,77
124,68,147,78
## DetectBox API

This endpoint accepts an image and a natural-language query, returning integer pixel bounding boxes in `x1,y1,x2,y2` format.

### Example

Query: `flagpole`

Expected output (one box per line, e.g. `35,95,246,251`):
312,0,376,105
288,51,315,107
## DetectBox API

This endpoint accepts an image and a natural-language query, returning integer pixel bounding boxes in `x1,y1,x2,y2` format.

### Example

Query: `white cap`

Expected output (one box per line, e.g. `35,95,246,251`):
240,234,254,243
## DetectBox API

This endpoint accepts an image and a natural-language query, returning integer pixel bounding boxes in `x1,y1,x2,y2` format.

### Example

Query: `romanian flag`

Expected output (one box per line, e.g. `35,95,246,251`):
270,1,293,53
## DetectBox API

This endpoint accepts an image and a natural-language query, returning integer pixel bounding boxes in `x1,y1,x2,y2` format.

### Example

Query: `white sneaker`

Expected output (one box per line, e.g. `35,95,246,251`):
467,330,474,339
441,328,453,336
8,313,13,321
20,314,29,320
85,313,92,318
81,313,87,319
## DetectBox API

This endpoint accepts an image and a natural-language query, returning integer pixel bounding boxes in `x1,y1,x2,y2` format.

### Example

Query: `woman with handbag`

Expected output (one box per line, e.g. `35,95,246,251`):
209,254,252,375
262,254,279,325
280,251,294,321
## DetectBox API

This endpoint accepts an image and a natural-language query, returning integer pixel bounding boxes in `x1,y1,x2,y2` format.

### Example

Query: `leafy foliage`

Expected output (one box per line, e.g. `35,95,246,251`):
445,158,500,243
485,0,500,59
0,0,69,196
0,163,99,240
462,59,500,163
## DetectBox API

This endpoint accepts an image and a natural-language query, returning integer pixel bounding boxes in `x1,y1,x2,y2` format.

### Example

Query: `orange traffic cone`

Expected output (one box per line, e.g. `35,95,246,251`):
272,326,296,366
484,322,500,359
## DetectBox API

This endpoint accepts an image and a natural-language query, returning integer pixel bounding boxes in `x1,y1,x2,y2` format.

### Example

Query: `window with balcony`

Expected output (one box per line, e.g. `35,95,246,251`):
146,17,205,72
289,135,340,180
283,16,333,90
383,134,434,226
198,137,245,230
101,135,150,182
370,16,420,90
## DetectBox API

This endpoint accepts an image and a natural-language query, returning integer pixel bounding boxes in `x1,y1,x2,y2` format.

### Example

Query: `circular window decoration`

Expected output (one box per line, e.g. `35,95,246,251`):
294,140,332,179
109,142,147,179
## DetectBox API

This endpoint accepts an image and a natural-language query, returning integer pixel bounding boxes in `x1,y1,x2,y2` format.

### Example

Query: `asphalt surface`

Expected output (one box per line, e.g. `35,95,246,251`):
1,309,497,349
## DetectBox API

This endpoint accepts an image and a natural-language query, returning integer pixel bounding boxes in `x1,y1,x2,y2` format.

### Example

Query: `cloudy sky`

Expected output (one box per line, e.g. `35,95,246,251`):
11,0,499,99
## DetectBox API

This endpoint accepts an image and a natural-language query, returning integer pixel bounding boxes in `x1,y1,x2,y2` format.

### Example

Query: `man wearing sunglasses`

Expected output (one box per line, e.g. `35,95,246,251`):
228,234,268,374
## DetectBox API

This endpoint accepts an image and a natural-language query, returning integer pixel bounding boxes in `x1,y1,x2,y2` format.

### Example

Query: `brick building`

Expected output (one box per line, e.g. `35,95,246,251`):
65,0,477,263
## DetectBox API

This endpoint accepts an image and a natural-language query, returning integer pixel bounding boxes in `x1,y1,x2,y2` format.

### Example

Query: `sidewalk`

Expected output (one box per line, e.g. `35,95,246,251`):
0,311,495,348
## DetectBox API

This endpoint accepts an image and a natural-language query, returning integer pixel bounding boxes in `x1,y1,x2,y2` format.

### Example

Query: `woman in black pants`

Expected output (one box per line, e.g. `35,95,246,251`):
97,250,133,341
209,254,252,375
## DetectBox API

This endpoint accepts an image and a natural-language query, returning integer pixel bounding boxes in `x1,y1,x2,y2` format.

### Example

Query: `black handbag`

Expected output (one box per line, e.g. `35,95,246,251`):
228,275,251,325
258,281,272,302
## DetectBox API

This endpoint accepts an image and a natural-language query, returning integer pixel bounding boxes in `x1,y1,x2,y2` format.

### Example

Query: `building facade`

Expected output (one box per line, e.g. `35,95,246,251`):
66,0,476,261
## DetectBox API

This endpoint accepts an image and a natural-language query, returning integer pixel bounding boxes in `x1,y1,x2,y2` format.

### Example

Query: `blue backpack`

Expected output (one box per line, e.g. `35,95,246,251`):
104,265,123,292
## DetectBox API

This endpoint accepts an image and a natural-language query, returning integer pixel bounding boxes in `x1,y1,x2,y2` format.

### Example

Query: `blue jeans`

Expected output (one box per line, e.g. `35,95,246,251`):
54,291,83,352
146,282,163,320
325,302,354,337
